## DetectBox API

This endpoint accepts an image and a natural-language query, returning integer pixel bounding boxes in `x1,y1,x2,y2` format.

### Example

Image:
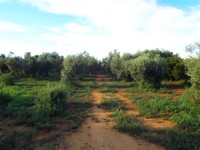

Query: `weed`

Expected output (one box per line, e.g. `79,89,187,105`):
49,84,67,116
137,97,178,118
113,110,147,135
99,86,117,93
98,98,122,110
129,95,144,103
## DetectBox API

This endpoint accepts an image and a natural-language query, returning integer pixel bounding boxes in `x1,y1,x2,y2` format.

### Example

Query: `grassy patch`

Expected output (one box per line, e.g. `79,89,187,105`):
113,110,146,135
112,110,200,150
99,86,117,93
126,86,172,94
137,89,200,132
137,97,179,118
98,98,121,110
0,77,93,148
129,95,144,103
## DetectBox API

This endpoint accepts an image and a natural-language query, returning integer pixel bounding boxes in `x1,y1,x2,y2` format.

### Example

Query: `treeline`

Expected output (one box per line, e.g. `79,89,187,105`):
0,52,64,78
61,51,103,84
102,49,188,88
0,51,102,80
1,46,200,104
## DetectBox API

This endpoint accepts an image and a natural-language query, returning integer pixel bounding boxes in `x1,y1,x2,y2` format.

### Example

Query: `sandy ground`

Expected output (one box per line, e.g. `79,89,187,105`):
59,75,165,150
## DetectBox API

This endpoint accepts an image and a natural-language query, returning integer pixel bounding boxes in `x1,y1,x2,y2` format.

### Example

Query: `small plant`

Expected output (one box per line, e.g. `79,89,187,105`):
99,86,117,93
113,110,146,135
98,98,122,110
0,73,15,86
129,95,144,103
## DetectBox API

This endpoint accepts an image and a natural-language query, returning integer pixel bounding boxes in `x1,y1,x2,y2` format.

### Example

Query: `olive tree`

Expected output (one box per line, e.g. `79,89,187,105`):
61,55,81,83
185,42,200,104
110,50,122,79
128,53,164,88
164,55,187,81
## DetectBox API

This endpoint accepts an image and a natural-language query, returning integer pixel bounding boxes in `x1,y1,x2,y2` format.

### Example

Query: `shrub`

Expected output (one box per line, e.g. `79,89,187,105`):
164,55,187,81
185,58,200,104
128,53,164,88
0,73,15,86
33,93,52,128
49,85,67,115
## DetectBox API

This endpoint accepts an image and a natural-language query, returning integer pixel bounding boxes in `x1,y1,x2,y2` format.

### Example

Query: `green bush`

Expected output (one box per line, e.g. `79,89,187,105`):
164,55,187,81
0,73,15,86
128,53,164,88
49,85,67,115
185,58,200,104
33,93,52,128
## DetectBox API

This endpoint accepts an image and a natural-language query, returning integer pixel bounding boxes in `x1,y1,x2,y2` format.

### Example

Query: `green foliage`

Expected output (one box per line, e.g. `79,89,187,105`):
165,55,187,81
98,98,122,110
128,53,164,88
0,54,9,73
137,89,200,132
0,52,63,78
110,50,123,79
0,73,15,85
144,128,200,150
61,52,100,84
161,129,200,150
99,86,117,93
185,58,200,104
49,85,67,115
5,56,24,76
61,55,80,83
137,98,179,118
0,92,12,106
33,92,53,129
113,110,146,135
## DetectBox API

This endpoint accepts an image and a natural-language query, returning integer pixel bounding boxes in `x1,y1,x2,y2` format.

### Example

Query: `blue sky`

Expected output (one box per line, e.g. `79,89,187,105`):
0,0,200,59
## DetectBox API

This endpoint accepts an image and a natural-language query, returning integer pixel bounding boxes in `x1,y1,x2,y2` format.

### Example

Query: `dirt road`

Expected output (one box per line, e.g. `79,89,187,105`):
59,75,164,150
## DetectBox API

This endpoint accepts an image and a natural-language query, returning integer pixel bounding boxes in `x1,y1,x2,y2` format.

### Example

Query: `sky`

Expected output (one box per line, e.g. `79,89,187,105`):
0,0,200,59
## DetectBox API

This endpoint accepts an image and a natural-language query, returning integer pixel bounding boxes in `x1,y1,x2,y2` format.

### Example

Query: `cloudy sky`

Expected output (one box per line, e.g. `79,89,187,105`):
0,0,200,59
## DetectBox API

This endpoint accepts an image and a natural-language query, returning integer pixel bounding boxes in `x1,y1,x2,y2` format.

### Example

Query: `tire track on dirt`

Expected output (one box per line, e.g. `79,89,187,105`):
59,75,164,150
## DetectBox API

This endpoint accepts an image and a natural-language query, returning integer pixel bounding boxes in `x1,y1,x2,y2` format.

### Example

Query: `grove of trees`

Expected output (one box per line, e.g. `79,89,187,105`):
102,49,188,88
0,47,199,103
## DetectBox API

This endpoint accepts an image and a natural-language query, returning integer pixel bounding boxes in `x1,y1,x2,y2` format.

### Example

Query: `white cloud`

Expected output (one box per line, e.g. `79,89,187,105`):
0,22,31,32
7,0,200,58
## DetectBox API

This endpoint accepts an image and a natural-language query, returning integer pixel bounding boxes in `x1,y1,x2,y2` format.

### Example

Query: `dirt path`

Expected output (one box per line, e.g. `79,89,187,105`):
59,75,165,150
